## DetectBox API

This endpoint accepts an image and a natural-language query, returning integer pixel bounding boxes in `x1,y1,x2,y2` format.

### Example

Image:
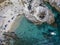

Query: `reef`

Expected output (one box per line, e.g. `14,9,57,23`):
0,0,60,45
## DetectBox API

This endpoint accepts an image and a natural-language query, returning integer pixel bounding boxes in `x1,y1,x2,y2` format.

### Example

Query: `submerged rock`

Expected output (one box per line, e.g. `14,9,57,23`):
3,32,19,40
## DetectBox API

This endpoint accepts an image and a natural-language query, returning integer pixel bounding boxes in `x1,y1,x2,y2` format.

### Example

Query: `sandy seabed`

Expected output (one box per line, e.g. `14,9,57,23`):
8,15,24,32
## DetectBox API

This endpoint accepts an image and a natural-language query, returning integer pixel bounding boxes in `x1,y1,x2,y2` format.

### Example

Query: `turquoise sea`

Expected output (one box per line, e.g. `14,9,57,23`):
14,2,60,45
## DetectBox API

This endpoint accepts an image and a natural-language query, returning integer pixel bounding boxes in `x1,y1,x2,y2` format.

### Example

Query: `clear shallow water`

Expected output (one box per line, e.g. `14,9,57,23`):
14,2,60,45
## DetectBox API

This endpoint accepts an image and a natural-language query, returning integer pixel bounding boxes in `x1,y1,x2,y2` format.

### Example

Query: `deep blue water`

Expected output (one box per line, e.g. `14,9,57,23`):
14,2,60,45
